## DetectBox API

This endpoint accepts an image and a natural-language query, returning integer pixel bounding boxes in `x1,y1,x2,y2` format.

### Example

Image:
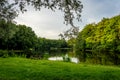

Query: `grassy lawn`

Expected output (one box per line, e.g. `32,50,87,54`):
0,57,120,80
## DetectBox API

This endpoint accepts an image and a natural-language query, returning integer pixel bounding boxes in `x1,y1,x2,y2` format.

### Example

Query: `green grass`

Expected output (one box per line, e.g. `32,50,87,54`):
0,57,120,80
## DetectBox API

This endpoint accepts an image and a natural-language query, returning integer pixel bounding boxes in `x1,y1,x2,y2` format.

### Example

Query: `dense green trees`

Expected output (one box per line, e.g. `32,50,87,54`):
0,20,69,57
35,38,68,53
76,15,120,52
0,20,37,51
9,25,37,50
75,15,120,65
0,20,17,49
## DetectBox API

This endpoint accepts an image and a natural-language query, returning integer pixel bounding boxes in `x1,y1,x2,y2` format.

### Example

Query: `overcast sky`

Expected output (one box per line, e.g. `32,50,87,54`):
15,0,120,39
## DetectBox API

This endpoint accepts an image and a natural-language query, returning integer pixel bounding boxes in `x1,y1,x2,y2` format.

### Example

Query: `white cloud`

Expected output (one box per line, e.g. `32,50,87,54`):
15,7,70,39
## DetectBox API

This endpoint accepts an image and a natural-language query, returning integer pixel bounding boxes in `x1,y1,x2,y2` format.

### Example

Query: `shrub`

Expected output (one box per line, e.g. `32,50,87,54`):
116,45,120,51
8,50,15,57
43,52,49,60
0,50,9,58
63,54,71,62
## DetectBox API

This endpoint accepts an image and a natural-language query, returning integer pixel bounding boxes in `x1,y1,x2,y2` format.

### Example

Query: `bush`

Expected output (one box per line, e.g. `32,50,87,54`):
0,50,9,58
43,52,49,60
63,54,71,62
8,50,15,57
116,45,120,51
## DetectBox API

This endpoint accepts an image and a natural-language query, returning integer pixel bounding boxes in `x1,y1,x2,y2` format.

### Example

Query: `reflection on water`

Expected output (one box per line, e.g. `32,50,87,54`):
78,51,120,65
48,57,63,61
48,49,79,63
48,49,120,65
48,57,79,63
71,57,79,63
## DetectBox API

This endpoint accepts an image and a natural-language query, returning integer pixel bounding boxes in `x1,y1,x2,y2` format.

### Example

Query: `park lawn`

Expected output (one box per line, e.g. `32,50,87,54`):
0,57,120,80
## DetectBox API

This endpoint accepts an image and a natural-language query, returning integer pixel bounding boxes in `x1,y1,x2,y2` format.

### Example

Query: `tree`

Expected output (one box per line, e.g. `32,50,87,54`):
0,20,17,49
76,15,120,52
0,0,83,27
11,25,37,50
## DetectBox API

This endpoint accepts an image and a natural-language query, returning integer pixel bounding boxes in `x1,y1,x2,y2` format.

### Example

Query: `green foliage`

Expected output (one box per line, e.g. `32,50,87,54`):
63,54,71,62
76,15,120,52
0,20,69,58
0,20,17,49
35,38,68,53
11,25,37,50
0,57,120,80
0,50,8,58
67,38,76,48
116,45,120,52
8,50,15,57
43,52,49,60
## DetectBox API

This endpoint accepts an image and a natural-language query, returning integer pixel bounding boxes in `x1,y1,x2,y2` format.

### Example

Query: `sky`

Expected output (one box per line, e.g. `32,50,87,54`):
15,0,120,39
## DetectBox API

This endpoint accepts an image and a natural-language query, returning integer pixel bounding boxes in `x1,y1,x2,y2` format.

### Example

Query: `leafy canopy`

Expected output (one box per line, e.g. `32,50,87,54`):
0,0,83,27
76,15,120,51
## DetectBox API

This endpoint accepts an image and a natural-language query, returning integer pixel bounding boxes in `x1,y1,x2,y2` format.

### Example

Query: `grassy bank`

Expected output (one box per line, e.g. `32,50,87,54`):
0,57,120,80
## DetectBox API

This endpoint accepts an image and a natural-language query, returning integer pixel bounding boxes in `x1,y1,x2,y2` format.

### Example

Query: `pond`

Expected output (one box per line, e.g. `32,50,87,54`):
48,49,120,65
48,49,79,63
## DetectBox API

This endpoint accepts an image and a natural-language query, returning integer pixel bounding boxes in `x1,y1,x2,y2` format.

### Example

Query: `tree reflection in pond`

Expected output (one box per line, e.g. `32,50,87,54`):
77,51,120,65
